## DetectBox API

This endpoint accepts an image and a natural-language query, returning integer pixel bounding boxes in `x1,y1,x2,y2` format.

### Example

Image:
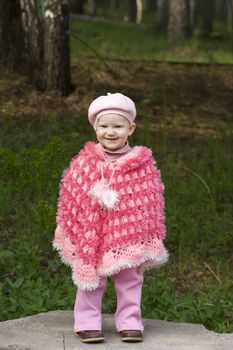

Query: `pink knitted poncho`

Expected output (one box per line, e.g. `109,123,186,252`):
53,142,168,290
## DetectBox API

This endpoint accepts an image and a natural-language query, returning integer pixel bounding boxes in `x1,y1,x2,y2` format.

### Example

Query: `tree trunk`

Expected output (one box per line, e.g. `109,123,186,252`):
201,0,214,36
185,0,195,36
87,0,96,16
215,0,226,21
156,0,169,33
227,0,233,31
43,0,71,95
20,0,43,88
136,0,143,24
128,0,137,22
146,0,157,11
109,0,117,11
96,0,108,16
168,0,187,42
0,0,24,70
69,0,85,14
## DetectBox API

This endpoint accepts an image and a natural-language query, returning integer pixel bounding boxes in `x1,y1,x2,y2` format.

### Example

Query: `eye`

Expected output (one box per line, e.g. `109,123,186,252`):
115,125,122,128
99,125,107,128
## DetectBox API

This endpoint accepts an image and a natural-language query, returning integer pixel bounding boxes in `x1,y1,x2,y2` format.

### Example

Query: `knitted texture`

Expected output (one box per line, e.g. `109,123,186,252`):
53,142,168,290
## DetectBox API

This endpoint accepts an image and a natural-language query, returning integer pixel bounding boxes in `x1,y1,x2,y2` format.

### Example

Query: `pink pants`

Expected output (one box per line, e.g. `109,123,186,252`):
74,267,144,332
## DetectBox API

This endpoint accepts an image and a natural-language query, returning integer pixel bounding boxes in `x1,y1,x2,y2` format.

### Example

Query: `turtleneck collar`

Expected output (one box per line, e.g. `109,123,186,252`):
100,142,133,162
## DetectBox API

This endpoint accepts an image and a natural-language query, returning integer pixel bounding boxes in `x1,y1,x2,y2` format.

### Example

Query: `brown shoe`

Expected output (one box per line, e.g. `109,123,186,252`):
76,330,105,343
120,330,143,342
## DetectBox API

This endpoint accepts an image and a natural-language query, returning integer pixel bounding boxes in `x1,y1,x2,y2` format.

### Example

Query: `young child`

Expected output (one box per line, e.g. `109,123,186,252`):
53,92,168,343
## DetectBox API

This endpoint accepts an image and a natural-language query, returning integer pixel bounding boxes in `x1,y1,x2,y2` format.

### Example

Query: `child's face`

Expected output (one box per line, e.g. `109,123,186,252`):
95,114,136,151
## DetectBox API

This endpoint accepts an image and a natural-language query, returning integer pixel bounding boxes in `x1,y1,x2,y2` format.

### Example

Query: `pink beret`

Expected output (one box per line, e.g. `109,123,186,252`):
88,92,136,127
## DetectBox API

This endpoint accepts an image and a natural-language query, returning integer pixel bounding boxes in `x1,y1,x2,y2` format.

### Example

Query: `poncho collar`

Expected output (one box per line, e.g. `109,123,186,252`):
80,141,153,172
100,142,132,163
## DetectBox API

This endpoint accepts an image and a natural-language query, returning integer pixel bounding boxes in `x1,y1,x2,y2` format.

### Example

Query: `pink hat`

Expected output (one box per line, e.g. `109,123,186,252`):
88,92,136,127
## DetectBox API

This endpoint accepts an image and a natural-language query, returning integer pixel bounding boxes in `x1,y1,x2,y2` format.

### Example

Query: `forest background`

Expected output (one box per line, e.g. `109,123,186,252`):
0,0,232,334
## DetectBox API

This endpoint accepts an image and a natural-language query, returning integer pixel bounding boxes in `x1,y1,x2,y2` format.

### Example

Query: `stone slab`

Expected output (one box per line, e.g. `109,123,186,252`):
0,311,232,350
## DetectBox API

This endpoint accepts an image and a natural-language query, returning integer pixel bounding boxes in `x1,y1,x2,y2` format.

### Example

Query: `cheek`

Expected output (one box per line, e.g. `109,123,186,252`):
96,130,104,138
119,130,129,138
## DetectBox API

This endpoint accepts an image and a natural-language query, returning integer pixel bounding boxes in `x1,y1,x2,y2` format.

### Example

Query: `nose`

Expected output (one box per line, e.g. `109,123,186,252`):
106,127,115,136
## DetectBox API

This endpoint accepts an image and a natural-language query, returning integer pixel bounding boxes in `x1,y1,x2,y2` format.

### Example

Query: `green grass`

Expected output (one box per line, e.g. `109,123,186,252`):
0,111,232,332
70,17,233,64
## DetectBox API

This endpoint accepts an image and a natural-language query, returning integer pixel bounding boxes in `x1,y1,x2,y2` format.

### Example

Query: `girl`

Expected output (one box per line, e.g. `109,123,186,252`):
53,92,168,343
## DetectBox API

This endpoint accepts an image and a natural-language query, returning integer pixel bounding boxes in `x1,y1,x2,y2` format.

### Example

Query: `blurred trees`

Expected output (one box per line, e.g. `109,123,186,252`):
168,0,187,41
226,0,233,31
68,0,232,39
200,0,215,35
128,0,137,22
0,0,24,70
156,0,169,33
186,0,195,36
1,0,231,94
154,0,232,40
0,0,71,95
69,0,85,14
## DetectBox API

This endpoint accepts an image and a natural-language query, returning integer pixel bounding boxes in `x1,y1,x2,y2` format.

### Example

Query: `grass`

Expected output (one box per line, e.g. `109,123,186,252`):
0,110,232,333
70,17,233,64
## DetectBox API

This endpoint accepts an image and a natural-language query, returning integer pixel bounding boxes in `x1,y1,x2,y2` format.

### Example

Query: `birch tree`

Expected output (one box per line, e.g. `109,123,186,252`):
20,0,43,88
136,0,143,24
44,0,71,95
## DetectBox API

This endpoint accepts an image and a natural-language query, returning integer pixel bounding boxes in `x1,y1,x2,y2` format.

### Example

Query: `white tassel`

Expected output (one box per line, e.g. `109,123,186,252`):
90,180,104,201
101,188,119,209
90,180,119,209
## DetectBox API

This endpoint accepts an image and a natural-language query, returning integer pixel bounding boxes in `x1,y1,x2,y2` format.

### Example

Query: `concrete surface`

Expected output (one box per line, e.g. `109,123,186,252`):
0,311,232,350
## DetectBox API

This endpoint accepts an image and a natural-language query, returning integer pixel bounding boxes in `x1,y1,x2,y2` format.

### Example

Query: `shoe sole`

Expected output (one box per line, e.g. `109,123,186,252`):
77,336,105,343
121,337,143,342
